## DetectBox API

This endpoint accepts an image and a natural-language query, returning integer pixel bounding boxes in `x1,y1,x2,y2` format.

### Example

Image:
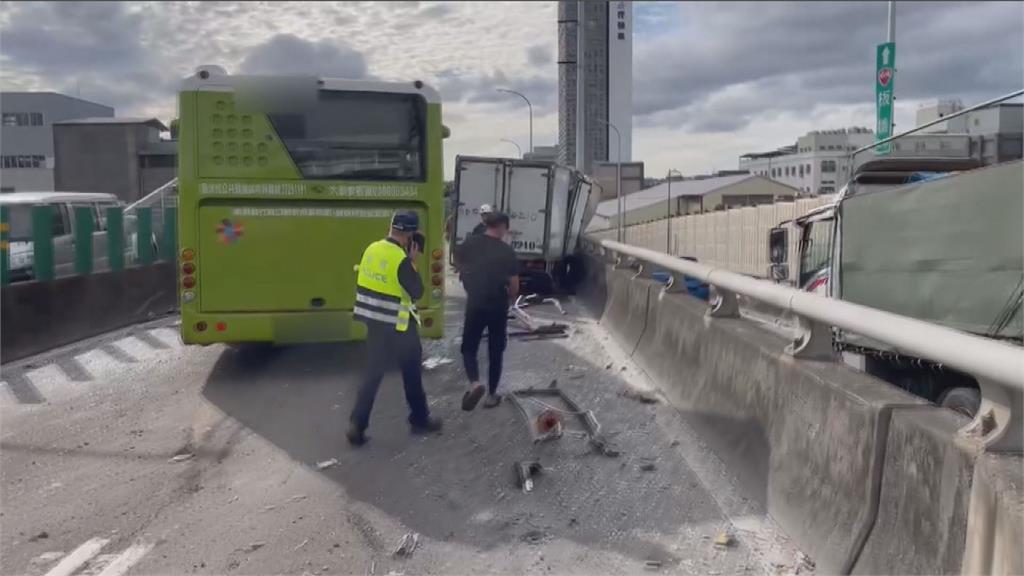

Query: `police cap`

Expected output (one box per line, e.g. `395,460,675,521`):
391,210,420,232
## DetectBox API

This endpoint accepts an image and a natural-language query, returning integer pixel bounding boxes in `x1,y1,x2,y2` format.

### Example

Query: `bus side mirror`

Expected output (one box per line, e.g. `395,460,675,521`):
442,125,451,139
769,263,789,282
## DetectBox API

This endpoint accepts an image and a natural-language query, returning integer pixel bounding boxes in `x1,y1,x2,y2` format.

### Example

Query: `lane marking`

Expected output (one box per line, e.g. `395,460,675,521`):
147,327,183,349
44,537,109,576
95,542,154,576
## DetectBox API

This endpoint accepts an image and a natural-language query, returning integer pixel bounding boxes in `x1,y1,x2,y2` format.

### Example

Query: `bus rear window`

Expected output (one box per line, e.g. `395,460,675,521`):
268,91,426,182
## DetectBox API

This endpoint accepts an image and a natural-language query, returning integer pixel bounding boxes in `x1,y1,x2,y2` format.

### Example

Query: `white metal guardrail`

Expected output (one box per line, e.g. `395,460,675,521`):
587,237,1024,453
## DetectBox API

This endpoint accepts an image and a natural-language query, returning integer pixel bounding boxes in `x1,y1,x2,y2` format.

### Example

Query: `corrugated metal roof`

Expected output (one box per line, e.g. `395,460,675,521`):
595,174,757,216
54,117,168,131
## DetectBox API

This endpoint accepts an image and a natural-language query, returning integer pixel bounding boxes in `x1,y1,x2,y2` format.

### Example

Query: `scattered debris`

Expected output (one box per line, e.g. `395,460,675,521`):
542,298,567,315
384,571,405,576
264,505,277,512
244,542,266,553
169,453,194,463
28,531,49,542
549,379,558,388
368,559,376,575
618,389,660,404
644,560,663,571
670,440,680,447
316,458,339,470
422,356,454,370
639,462,657,472
794,551,815,573
392,532,420,557
294,539,310,551
605,363,614,370
31,551,64,564
228,495,239,503
535,410,564,441
569,373,585,380
289,494,308,503
713,532,736,549
589,435,621,457
519,530,547,545
513,460,544,493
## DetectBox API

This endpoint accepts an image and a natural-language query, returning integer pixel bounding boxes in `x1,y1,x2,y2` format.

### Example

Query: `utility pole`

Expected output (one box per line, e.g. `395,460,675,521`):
888,0,896,131
666,169,682,253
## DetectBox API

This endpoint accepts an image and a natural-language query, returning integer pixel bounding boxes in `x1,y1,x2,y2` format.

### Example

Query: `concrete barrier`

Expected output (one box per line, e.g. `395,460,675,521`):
600,267,651,357
576,251,1024,574
576,253,609,317
1,263,178,363
853,409,981,575
962,453,1024,576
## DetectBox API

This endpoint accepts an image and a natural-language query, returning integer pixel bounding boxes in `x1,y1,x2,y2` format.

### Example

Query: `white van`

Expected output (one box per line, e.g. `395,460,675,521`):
1,192,145,281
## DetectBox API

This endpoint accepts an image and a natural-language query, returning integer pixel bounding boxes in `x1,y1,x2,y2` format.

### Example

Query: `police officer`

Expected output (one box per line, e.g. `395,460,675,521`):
348,210,442,446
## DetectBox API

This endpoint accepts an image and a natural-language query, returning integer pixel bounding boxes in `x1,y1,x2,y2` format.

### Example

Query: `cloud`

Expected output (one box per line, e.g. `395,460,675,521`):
634,1,1023,135
527,44,551,66
239,34,369,79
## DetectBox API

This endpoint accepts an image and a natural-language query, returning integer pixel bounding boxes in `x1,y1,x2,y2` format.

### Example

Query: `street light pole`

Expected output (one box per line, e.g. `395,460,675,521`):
500,138,522,158
666,169,682,253
497,88,533,154
598,119,622,242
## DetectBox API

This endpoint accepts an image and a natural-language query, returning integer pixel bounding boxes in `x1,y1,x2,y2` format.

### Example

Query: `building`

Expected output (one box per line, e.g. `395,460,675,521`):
739,128,874,195
738,127,985,195
594,174,798,229
53,117,175,204
592,161,644,201
557,0,632,174
0,92,114,192
523,145,559,162
915,100,1023,165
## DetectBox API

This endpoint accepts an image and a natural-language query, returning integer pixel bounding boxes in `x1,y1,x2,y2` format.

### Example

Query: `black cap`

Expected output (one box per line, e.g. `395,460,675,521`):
486,211,510,228
391,210,420,232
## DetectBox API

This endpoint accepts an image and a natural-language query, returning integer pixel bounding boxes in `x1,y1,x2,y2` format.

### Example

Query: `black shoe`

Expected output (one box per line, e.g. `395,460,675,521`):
410,416,443,435
462,384,485,411
483,393,502,409
346,423,368,446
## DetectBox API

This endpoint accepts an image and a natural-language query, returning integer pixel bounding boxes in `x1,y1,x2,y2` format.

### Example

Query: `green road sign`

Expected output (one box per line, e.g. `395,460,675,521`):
875,42,896,155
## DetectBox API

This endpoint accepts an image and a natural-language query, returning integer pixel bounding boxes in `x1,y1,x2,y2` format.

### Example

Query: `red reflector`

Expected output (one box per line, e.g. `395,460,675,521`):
424,317,434,328
215,322,227,332
182,275,196,289
182,262,196,275
431,275,443,287
195,321,207,332
431,262,443,273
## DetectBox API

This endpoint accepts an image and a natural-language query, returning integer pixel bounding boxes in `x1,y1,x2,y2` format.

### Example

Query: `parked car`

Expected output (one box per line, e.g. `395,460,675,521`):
1,192,147,281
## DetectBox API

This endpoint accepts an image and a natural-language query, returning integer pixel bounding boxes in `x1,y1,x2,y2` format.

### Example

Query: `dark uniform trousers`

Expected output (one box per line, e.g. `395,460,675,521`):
350,321,430,431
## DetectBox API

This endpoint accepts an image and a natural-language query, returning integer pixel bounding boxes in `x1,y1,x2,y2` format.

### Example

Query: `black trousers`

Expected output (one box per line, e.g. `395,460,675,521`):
350,322,430,432
460,304,508,394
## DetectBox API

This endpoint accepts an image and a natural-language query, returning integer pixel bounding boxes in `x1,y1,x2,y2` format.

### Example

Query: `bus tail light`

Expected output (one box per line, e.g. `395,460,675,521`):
183,276,197,289
182,262,196,275
431,262,443,274
182,291,196,303
182,249,195,261
423,317,434,328
431,288,442,299
431,249,443,260
195,321,208,332
431,275,443,287
215,322,227,332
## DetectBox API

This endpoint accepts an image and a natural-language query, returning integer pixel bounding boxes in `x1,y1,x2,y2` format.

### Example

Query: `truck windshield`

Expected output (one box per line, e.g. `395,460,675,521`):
6,206,34,241
268,91,426,182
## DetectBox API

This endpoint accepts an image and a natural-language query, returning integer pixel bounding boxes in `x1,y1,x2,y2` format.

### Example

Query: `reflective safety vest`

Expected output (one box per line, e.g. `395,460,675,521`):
354,239,417,332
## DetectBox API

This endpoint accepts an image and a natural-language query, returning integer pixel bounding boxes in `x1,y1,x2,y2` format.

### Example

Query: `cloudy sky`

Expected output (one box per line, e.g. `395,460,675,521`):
1,1,1021,178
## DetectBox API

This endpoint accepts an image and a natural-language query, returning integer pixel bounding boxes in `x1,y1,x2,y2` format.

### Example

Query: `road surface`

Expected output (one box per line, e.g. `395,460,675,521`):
2,284,809,575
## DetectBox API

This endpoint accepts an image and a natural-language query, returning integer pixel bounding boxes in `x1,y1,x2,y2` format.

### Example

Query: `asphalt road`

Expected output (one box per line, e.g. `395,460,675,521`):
1,285,809,575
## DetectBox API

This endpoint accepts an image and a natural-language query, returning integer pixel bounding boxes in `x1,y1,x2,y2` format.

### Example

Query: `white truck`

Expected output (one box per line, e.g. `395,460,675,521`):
769,157,1023,416
451,156,598,293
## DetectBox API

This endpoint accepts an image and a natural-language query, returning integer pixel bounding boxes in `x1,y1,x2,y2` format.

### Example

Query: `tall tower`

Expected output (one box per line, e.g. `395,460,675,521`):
557,0,633,174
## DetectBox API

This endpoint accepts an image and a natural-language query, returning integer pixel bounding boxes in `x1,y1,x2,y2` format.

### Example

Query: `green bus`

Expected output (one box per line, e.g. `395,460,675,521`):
176,65,447,345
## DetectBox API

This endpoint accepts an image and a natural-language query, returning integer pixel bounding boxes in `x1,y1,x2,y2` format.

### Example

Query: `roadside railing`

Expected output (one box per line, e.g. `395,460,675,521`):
585,236,1024,453
0,200,178,285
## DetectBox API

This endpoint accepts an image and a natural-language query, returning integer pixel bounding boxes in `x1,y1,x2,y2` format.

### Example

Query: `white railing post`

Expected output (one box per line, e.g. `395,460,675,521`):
707,285,739,318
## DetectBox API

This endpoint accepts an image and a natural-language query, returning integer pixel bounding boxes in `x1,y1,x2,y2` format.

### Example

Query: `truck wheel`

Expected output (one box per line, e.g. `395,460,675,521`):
938,387,981,418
